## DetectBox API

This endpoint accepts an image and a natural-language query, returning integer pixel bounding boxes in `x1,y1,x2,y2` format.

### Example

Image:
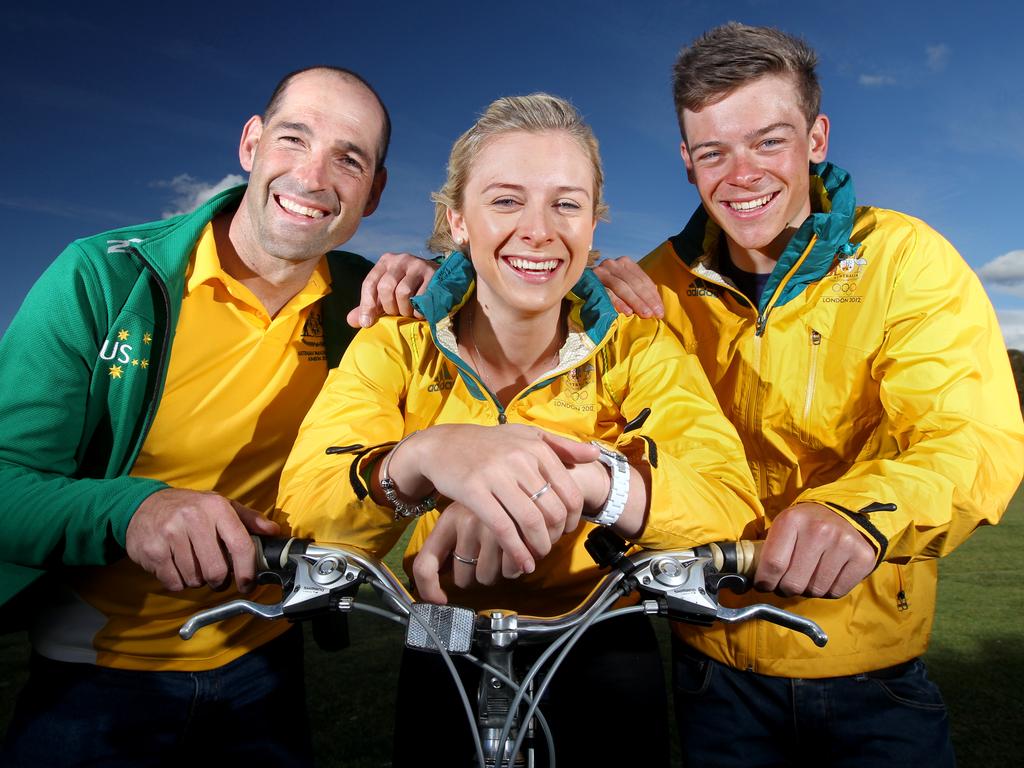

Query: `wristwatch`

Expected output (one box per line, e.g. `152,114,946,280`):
583,441,630,526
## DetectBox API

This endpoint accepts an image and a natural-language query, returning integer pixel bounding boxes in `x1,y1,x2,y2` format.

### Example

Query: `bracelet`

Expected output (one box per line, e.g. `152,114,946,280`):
379,431,438,520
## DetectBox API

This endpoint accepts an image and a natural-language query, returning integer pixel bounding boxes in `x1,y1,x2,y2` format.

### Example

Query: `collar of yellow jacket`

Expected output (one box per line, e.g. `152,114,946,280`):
411,251,619,401
669,161,860,314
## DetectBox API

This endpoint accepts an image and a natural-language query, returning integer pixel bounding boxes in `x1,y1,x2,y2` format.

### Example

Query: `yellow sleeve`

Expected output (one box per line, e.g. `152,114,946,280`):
608,317,764,548
797,221,1024,561
276,318,417,557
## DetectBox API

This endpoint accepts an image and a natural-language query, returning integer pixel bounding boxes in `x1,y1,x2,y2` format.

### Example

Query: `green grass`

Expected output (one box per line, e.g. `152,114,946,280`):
2,489,1022,766
924,490,1024,764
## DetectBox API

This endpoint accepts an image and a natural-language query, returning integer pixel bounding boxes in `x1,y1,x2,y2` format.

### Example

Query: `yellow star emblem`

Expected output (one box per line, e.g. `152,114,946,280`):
109,365,124,379
143,333,153,344
140,359,149,369
117,329,129,341
131,359,139,366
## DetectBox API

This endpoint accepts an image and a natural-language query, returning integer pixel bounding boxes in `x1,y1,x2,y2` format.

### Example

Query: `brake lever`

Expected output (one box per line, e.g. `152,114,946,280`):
628,551,829,647
179,544,369,640
716,605,828,647
179,599,284,639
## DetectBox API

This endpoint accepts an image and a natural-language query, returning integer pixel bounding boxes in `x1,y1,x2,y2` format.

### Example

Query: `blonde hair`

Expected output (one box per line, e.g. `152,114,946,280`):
427,93,609,255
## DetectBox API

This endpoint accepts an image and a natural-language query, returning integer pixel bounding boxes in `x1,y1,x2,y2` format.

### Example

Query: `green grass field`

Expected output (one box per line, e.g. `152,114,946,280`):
2,488,1021,766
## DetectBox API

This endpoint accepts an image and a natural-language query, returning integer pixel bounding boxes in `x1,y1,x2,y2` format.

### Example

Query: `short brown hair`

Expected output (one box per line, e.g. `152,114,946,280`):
672,22,821,140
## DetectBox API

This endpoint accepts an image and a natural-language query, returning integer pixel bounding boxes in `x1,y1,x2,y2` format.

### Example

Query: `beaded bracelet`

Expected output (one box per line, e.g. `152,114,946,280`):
379,431,438,520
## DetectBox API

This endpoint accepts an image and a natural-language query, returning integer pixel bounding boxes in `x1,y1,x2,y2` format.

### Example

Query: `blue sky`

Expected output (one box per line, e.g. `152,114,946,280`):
3,0,1024,345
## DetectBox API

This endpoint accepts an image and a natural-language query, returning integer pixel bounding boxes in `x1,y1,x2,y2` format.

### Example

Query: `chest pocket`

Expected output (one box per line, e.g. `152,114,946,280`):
791,324,881,455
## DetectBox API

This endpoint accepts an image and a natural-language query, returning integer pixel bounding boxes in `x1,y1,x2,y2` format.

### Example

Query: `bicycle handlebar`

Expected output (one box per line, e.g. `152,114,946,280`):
180,532,824,648
179,531,826,768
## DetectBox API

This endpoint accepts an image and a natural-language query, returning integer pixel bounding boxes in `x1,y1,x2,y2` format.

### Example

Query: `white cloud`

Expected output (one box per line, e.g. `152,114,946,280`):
996,309,1024,350
858,74,897,87
977,250,1024,297
926,44,950,72
155,173,246,218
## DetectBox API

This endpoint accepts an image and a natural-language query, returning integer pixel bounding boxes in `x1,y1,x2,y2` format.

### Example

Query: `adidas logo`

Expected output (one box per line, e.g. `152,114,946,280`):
428,366,455,392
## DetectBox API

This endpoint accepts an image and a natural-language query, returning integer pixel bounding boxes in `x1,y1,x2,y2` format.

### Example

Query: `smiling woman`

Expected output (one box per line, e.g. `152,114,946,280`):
274,93,762,766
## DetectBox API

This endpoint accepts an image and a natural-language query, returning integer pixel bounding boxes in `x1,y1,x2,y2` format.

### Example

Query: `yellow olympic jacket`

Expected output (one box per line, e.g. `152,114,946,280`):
277,253,762,616
643,162,1024,677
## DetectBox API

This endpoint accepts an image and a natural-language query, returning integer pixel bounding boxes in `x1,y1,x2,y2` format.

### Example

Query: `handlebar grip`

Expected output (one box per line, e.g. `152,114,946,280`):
702,541,762,578
253,536,310,571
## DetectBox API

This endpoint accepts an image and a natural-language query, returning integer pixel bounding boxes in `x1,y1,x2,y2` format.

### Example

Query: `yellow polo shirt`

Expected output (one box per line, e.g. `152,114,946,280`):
31,222,331,670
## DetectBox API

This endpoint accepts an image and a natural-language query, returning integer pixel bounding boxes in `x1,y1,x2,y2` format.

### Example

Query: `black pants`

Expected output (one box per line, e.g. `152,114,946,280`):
392,612,670,767
1,627,312,768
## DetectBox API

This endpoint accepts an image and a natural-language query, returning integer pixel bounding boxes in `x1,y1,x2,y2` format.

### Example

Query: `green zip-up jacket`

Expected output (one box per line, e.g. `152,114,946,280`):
0,185,371,610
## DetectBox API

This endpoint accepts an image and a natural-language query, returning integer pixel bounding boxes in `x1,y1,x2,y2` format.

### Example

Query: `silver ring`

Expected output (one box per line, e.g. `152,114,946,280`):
529,482,551,502
453,552,479,566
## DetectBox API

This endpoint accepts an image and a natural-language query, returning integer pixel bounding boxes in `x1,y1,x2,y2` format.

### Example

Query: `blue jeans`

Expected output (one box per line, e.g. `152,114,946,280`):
1,627,312,767
672,637,955,768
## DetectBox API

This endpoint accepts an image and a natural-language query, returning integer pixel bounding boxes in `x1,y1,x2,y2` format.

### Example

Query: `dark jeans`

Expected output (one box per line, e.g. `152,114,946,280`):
672,637,955,768
393,612,670,768
1,627,312,768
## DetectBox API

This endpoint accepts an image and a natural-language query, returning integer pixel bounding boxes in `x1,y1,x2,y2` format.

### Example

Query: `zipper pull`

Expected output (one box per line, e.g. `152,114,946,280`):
756,314,767,336
498,412,507,425
896,590,909,611
858,502,897,514
811,329,821,345
624,407,651,433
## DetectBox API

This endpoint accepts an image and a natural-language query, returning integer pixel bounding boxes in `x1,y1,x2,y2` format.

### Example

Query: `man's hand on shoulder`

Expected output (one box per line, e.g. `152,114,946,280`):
754,502,876,598
346,251,438,328
125,488,279,593
591,257,664,318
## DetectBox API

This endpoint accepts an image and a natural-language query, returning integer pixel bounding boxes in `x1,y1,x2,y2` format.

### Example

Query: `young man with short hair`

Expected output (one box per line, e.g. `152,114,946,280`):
597,23,1024,765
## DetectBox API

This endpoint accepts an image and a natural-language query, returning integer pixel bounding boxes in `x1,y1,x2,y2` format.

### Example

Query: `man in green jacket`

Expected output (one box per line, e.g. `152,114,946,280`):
0,66,434,766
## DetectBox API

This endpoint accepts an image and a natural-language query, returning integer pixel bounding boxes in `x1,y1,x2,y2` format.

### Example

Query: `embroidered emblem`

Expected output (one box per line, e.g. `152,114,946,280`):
100,324,155,379
825,248,867,304
298,309,326,363
553,362,596,411
301,310,324,342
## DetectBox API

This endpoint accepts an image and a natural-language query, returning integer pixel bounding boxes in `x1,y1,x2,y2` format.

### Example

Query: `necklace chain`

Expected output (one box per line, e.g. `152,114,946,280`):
463,306,563,394
465,309,494,389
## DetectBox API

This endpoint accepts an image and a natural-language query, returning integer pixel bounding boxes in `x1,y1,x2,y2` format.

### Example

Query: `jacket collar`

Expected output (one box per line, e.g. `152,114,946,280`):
128,183,362,369
669,161,858,312
413,251,617,342
134,184,246,292
412,251,619,400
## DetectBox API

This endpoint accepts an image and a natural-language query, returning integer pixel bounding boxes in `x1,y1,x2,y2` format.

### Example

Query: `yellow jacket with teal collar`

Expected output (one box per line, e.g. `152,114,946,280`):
277,253,762,616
